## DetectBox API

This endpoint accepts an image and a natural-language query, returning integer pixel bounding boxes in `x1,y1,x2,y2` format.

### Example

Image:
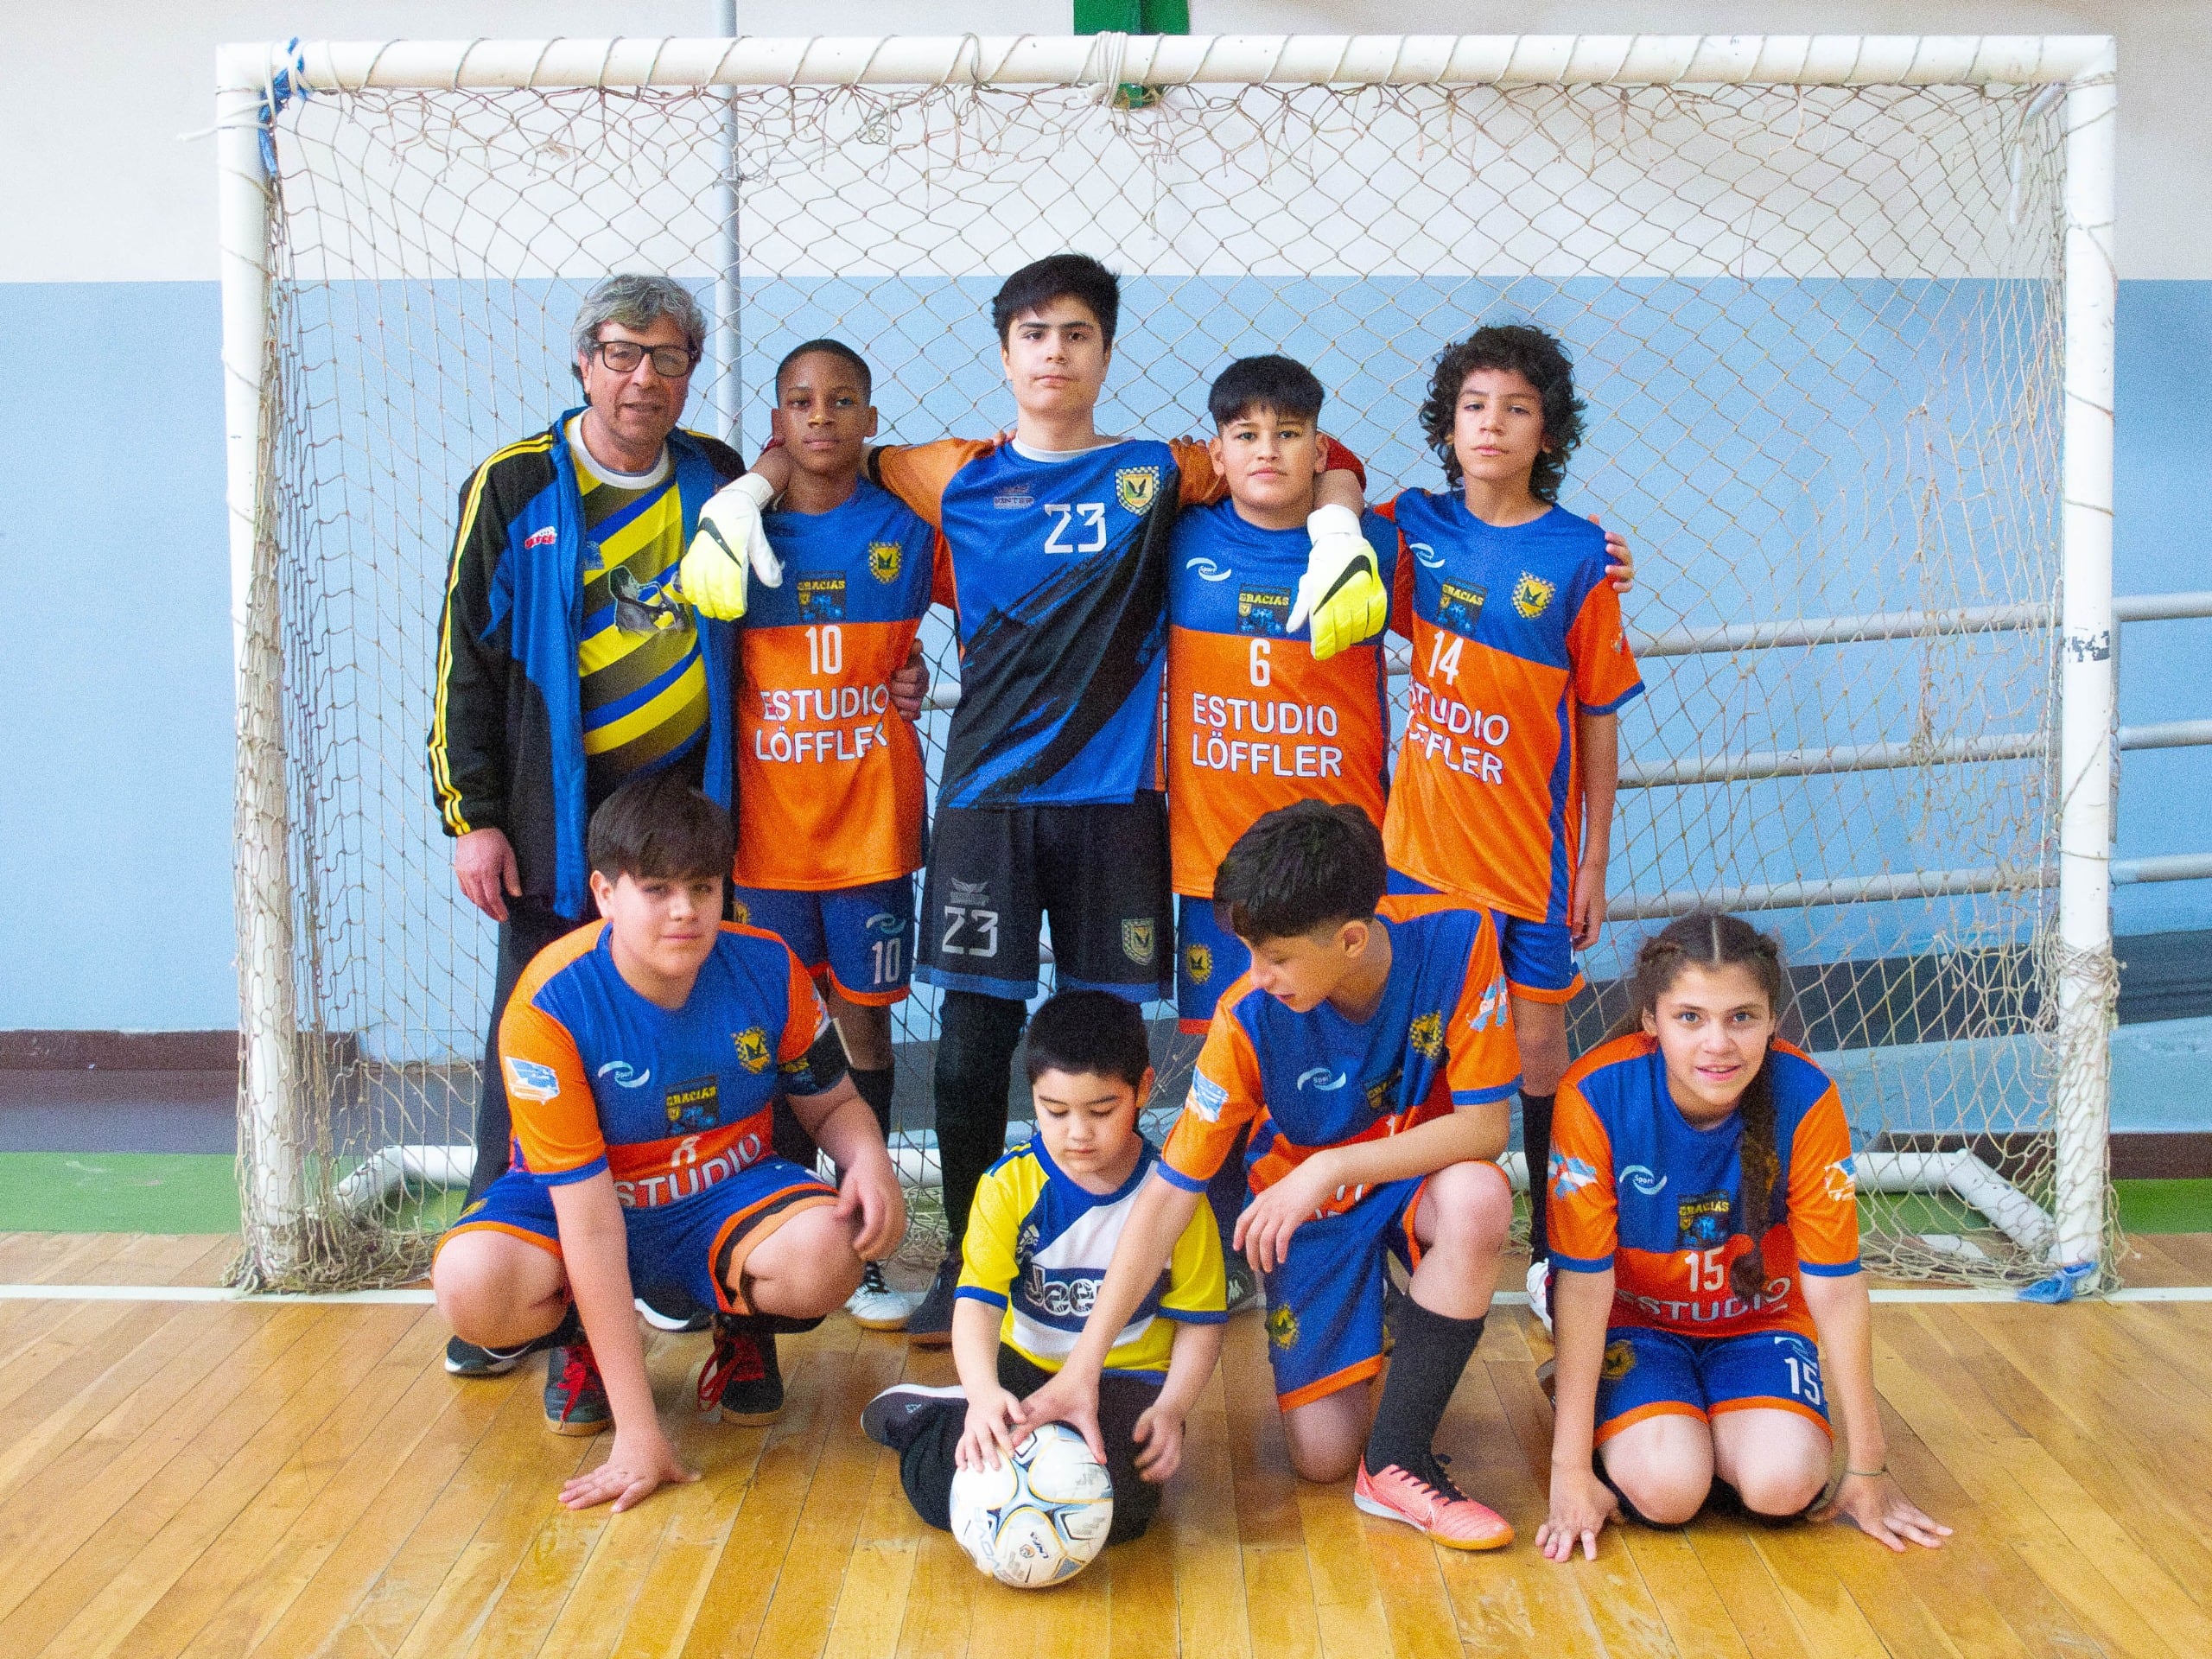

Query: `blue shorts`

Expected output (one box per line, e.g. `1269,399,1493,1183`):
730,875,916,1006
437,1155,838,1317
1255,1160,1510,1410
1385,869,1585,1005
1592,1325,1833,1446
1175,896,1249,1033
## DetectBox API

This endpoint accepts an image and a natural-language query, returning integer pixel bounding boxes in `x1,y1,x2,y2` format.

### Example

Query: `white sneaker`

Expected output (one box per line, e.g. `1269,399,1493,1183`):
1526,1260,1553,1334
847,1261,923,1332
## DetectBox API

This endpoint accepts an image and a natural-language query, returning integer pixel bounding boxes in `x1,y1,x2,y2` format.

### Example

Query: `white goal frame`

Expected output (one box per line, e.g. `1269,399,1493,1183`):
215,33,2118,1284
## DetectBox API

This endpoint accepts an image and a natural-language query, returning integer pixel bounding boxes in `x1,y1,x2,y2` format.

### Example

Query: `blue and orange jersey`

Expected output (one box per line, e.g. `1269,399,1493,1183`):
496,920,846,1209
734,480,939,889
1379,491,1642,924
1547,1033,1861,1340
1164,499,1398,897
1159,895,1521,1212
872,435,1363,811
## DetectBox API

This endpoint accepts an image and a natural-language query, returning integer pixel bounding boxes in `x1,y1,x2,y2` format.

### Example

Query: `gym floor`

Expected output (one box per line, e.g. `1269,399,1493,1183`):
0,1235,2206,1657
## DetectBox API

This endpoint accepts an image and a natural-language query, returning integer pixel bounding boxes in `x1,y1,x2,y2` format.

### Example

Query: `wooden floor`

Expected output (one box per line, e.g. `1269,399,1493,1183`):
0,1234,2209,1658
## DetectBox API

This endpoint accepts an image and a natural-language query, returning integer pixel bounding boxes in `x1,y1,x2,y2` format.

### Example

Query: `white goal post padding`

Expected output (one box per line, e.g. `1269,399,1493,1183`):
216,35,2117,1293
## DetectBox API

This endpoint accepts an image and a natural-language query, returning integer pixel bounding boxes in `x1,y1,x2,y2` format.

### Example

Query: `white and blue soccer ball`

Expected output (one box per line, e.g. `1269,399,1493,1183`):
947,1422,1115,1588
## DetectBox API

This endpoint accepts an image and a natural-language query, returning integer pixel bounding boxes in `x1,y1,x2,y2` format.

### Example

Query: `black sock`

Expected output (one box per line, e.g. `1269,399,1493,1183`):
1362,1296,1485,1482
1520,1090,1557,1262
850,1065,897,1139
933,992,1028,1242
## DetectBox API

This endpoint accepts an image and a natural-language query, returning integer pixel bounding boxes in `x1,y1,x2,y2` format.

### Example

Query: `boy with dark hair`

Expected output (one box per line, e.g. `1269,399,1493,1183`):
859,988,1225,1548
432,772,905,1512
681,252,1375,1343
1380,322,1643,1326
728,337,938,1330
1023,800,1524,1548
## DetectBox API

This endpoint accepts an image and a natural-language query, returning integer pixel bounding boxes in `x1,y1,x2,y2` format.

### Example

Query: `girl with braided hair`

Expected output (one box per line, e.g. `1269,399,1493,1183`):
1534,911,1949,1560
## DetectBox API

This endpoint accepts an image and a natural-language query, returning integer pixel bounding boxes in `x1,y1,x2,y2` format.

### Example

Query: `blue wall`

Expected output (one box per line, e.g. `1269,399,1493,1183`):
0,276,2207,1029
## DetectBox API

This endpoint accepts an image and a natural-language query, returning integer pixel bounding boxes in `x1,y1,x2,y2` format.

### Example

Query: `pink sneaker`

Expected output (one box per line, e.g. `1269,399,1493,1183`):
1353,1459,1515,1550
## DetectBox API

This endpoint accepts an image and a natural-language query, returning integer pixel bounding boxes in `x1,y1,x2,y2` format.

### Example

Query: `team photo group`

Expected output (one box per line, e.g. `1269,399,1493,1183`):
423,251,1948,1582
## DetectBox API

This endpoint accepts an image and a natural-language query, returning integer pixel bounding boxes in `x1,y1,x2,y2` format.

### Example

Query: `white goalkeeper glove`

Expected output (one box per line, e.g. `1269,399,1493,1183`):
1287,503,1386,661
677,473,782,620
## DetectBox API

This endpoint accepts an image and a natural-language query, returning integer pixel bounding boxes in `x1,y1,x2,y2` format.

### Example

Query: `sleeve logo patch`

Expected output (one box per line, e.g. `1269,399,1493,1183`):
1511,571,1556,619
1549,1150,1598,1198
1115,465,1160,514
1186,1072,1229,1122
1409,1010,1445,1061
523,526,558,550
733,1027,772,1073
504,1057,563,1103
1824,1155,1858,1202
867,539,903,582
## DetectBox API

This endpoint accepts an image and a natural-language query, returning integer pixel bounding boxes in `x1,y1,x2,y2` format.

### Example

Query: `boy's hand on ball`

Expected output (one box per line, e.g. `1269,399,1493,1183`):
677,473,780,619
1018,1367,1108,1465
956,1385,1026,1471
1131,1401,1186,1482
559,1427,698,1514
1288,504,1386,660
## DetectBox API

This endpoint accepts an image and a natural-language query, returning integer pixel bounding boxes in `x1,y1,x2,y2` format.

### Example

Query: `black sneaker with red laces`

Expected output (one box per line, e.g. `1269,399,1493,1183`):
697,1313,784,1425
543,1338,612,1436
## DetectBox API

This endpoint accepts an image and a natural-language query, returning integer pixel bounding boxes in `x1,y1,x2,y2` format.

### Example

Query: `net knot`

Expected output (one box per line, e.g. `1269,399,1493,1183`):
1082,30,1131,105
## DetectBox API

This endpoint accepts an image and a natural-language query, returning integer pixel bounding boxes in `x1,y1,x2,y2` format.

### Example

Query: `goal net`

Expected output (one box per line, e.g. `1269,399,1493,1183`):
221,35,2117,1293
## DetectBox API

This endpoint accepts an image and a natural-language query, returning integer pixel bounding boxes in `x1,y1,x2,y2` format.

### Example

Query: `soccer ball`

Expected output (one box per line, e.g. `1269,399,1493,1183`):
947,1423,1115,1588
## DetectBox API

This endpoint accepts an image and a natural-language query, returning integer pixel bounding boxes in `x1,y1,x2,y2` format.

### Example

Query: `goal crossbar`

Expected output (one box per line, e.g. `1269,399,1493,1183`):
216,33,2121,1289
218,34,2110,95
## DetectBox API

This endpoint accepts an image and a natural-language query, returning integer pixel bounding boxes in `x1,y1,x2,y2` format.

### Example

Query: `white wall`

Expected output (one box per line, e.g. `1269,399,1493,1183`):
3,3,2206,283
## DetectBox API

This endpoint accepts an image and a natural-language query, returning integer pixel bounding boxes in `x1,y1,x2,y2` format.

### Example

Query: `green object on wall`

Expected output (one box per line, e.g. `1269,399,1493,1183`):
1073,0,1189,109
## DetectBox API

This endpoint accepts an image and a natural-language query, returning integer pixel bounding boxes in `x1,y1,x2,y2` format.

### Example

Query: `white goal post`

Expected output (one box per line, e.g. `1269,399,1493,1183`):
217,34,2117,1293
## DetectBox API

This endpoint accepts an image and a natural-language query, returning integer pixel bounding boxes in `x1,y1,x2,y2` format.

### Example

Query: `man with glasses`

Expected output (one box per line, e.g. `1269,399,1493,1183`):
430,274,747,1375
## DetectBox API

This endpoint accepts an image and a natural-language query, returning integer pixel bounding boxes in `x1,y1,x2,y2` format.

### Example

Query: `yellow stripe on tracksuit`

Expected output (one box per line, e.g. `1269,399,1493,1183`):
429,433,557,836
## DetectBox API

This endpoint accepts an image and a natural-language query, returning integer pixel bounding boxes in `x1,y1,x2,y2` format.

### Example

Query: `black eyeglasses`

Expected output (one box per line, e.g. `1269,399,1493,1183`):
591,339,699,378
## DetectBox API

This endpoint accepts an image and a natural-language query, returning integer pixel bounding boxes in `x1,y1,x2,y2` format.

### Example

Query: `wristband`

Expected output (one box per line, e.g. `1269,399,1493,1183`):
1846,1465,1888,1478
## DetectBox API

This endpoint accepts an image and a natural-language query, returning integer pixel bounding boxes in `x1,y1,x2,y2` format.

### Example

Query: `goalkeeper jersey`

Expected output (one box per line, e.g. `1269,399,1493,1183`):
871,435,1363,811
1548,1033,1861,1340
957,1134,1226,1379
1381,491,1643,925
1164,498,1398,897
734,480,940,890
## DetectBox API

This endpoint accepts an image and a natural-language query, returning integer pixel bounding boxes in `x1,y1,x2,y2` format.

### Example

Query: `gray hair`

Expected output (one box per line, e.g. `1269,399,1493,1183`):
570,273,708,369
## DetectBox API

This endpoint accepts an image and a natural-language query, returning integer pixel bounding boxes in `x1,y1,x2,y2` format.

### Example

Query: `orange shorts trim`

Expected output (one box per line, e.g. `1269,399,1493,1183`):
1508,973,1586,1007
820,967,909,1008
1278,1354,1385,1412
1708,1395,1834,1437
435,1218,565,1267
1593,1398,1707,1446
709,1189,841,1315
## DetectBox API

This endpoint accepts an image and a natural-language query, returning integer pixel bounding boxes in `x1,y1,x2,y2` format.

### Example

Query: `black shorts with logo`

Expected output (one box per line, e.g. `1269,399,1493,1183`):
915,795,1172,1002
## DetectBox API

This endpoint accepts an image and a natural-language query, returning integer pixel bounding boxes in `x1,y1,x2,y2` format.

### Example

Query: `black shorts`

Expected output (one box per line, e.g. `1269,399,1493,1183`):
916,796,1172,1002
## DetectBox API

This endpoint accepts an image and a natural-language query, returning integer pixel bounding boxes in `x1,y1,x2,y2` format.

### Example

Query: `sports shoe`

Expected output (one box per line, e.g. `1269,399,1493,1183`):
543,1340,612,1436
1224,1259,1262,1315
905,1251,962,1348
698,1314,784,1425
636,1291,712,1333
846,1261,923,1332
1527,1259,1553,1334
860,1382,967,1453
446,1333,543,1377
1354,1458,1515,1550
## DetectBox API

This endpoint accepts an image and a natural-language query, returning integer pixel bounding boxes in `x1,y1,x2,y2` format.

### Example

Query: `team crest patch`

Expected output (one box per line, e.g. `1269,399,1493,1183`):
1122,918,1156,966
1267,1304,1300,1351
504,1057,562,1103
1677,1190,1732,1250
730,899,752,926
867,540,902,582
1115,465,1160,514
1185,942,1213,985
1511,571,1556,619
733,1027,772,1073
1599,1338,1638,1381
1409,1010,1445,1061
664,1076,722,1134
